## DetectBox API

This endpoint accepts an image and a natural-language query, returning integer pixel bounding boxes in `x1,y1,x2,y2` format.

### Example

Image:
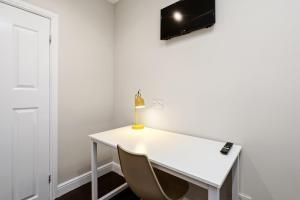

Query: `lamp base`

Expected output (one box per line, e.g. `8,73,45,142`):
132,124,144,130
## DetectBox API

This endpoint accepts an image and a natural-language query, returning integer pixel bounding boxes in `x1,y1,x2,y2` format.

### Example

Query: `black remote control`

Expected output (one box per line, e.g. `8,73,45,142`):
220,142,233,155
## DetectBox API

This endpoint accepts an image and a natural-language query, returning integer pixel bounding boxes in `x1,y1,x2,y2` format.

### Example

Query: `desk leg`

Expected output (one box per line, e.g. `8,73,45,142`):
232,156,240,200
208,186,220,200
91,141,98,200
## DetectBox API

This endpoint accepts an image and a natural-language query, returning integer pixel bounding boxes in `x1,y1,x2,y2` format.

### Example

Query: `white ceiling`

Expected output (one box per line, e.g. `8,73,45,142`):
106,0,119,4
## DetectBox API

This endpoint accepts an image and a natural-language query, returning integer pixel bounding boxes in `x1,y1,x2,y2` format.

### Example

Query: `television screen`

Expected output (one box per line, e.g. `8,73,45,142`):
161,0,215,40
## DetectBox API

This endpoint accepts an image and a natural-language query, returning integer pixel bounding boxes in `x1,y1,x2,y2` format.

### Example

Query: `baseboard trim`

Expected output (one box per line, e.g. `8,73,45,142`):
111,162,123,176
56,162,113,198
239,193,252,200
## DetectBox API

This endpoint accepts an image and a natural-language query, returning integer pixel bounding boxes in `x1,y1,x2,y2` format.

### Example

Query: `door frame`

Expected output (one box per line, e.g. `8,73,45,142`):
0,0,59,199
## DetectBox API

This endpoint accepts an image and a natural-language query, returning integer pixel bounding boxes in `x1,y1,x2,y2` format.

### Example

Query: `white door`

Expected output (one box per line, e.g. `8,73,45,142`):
0,3,51,200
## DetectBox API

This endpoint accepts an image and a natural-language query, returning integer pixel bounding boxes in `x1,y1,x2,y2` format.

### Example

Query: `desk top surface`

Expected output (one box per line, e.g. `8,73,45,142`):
89,126,241,188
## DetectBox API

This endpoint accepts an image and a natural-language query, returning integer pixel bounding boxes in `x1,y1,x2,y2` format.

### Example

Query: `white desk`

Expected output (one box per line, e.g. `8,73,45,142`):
89,126,241,200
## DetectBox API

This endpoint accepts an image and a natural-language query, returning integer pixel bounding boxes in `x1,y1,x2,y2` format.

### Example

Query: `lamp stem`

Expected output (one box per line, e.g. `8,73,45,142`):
134,107,137,125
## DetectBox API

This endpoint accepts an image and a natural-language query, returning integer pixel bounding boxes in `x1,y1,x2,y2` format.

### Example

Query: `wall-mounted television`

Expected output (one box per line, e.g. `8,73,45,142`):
160,0,215,40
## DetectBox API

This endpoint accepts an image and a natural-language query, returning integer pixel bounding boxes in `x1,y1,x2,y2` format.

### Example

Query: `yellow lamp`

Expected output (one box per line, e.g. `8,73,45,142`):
132,90,145,129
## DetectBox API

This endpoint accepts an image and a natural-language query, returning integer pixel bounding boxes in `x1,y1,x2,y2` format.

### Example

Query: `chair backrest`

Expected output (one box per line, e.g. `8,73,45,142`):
117,145,169,200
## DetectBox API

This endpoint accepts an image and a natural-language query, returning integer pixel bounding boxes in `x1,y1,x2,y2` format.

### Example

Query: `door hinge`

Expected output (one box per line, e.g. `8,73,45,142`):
48,175,51,184
49,35,52,44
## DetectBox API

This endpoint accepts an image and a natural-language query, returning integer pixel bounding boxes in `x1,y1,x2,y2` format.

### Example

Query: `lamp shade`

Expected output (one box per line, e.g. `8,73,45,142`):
135,90,145,108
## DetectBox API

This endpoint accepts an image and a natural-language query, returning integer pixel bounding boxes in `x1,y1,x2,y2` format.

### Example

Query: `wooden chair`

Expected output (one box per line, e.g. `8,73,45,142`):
117,145,189,200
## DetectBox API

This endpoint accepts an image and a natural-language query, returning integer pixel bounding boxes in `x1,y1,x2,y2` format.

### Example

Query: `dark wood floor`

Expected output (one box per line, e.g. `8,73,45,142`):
56,172,139,200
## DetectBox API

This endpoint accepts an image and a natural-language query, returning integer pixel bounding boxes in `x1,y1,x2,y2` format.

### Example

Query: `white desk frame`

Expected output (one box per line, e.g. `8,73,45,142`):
90,127,241,200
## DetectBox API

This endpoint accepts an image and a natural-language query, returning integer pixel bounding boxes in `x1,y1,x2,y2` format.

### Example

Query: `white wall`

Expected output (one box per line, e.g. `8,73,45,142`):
23,0,115,184
114,0,300,199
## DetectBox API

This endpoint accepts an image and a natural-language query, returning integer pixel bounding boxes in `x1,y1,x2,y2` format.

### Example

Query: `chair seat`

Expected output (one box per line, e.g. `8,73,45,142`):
154,168,189,200
117,145,189,200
